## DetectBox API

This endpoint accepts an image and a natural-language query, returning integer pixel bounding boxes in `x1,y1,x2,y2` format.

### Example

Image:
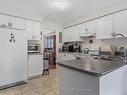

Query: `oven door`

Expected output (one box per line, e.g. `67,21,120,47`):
28,45,40,53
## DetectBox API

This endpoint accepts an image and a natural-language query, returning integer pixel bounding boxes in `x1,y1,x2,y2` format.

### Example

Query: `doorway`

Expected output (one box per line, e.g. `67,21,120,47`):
44,35,56,69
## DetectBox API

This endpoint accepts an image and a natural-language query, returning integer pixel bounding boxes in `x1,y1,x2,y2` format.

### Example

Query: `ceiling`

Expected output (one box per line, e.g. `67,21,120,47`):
0,0,126,25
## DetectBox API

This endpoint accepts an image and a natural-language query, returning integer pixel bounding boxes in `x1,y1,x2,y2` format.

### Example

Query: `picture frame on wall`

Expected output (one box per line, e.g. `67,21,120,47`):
59,32,62,43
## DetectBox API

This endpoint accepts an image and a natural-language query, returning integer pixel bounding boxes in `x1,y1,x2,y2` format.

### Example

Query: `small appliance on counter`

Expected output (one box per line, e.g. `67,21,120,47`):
62,43,74,52
73,43,81,52
81,48,89,54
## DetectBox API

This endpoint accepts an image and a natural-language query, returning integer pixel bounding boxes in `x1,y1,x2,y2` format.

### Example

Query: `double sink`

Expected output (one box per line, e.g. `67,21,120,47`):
93,56,119,61
75,53,120,61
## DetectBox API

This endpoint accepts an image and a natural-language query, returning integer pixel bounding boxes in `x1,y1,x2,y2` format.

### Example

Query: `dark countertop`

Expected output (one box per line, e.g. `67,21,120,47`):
58,58,127,77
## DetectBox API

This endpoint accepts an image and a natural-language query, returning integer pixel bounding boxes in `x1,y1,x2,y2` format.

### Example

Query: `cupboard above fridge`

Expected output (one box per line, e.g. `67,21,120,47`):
0,14,25,30
0,13,42,41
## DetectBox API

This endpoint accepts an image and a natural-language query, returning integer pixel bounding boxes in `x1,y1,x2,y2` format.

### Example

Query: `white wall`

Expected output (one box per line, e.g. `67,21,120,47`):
42,21,63,62
64,1,127,28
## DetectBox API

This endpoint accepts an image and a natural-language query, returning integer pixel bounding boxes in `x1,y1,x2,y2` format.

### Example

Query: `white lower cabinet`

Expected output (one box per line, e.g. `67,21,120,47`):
28,54,43,78
58,53,76,62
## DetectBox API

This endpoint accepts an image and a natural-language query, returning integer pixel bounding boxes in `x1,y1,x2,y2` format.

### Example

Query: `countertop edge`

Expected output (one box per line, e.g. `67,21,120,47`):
57,62,102,77
57,62,126,77
28,53,43,55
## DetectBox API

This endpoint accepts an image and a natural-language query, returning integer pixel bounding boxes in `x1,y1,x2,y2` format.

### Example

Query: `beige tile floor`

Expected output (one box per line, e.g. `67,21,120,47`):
0,68,59,95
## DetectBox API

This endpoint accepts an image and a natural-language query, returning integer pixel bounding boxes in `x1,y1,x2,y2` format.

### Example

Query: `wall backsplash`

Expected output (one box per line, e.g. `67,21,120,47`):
81,37,127,51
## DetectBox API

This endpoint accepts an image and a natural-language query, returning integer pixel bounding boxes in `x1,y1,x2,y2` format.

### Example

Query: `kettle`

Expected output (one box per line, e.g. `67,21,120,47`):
82,48,89,54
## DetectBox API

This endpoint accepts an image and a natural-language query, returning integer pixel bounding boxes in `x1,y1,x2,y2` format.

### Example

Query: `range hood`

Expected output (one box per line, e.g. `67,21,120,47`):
79,31,96,38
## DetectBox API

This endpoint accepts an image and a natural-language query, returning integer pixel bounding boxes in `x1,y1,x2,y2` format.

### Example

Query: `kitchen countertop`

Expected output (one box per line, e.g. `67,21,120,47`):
28,52,43,55
58,51,81,53
58,58,127,77
58,51,91,56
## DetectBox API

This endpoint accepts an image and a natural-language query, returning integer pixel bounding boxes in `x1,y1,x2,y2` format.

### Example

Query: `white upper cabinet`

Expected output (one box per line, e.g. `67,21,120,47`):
33,21,42,40
10,17,25,30
80,20,97,37
85,20,97,33
63,20,97,42
96,15,113,39
0,14,25,30
70,23,85,42
114,10,127,37
63,28,70,42
26,20,34,40
26,20,41,40
0,14,9,28
63,23,85,42
63,9,127,41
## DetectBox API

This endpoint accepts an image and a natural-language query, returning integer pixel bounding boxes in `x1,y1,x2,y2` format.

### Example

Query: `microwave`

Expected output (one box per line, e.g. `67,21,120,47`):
28,44,40,53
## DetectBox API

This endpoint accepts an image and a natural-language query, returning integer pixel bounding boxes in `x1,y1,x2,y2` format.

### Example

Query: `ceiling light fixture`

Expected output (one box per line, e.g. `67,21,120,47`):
55,0,69,10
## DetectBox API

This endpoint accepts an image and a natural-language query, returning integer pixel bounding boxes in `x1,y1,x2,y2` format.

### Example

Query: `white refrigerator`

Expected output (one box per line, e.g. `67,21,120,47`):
0,28,27,88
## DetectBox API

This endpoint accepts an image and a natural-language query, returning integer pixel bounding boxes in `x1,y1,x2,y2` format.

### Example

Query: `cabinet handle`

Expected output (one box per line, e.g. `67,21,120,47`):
11,23,12,28
85,28,88,31
28,56,29,60
8,22,12,28
111,32,115,38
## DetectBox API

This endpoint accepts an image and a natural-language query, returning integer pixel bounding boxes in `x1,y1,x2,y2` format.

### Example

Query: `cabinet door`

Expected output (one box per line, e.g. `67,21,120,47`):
58,53,76,62
33,21,41,40
26,20,41,40
86,20,97,32
63,23,85,42
65,53,76,61
96,15,113,39
70,23,85,42
0,30,27,86
62,29,70,42
28,55,43,77
115,10,127,37
11,31,27,81
0,14,9,28
26,20,34,40
10,17,25,30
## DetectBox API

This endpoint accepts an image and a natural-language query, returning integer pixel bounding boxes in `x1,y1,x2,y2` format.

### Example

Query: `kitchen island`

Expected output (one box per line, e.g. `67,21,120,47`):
58,58,127,95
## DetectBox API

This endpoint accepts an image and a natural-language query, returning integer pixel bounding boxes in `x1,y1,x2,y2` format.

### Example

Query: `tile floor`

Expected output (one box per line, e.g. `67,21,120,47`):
0,68,59,95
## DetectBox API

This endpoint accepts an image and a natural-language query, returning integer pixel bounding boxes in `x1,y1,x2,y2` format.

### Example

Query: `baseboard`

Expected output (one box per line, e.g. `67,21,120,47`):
0,80,27,90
